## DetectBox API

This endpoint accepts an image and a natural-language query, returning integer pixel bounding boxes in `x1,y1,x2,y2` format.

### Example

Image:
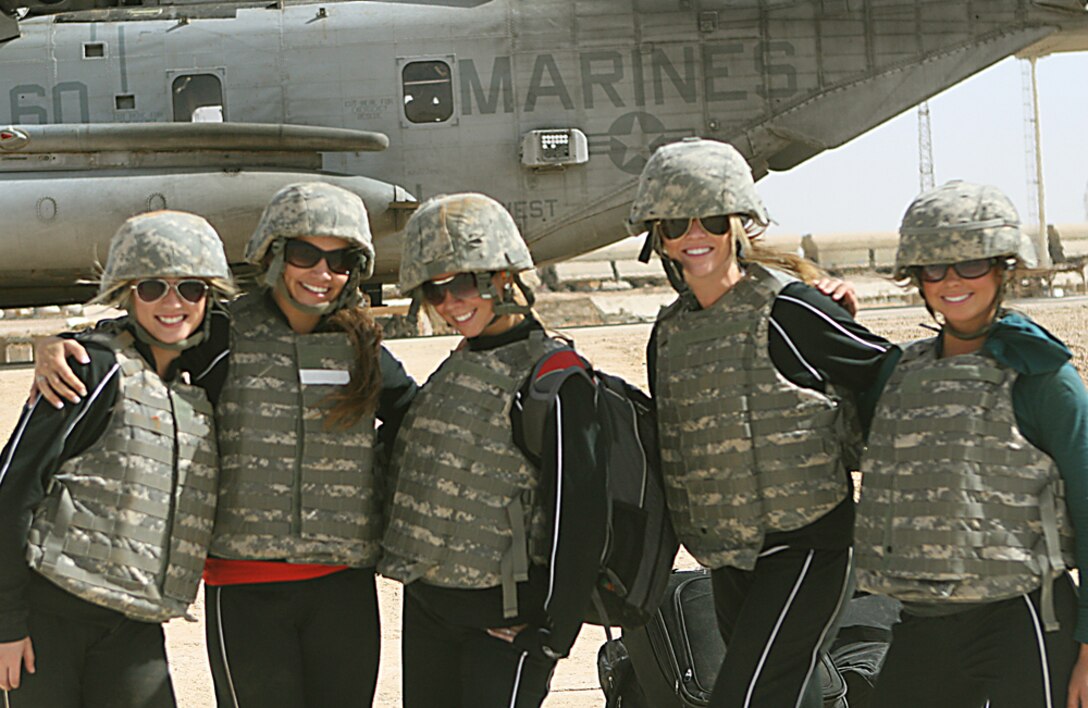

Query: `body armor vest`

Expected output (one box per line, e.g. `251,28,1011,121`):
212,293,379,566
26,333,218,622
380,334,559,618
655,264,851,571
856,338,1075,629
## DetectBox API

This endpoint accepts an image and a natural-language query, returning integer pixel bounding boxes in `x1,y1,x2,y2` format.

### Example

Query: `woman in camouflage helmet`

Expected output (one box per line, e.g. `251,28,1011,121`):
0,210,233,707
855,181,1088,707
381,193,606,708
630,138,898,708
30,183,418,707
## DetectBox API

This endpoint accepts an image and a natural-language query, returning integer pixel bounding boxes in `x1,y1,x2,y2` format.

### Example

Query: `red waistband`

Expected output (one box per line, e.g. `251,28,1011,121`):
203,557,348,586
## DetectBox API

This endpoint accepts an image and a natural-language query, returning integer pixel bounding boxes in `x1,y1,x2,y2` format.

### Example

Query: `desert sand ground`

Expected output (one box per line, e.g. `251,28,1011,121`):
1,291,1086,707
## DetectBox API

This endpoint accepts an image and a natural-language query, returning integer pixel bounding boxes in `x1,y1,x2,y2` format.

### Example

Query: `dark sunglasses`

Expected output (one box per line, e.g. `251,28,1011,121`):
650,215,732,241
421,272,481,305
132,279,209,304
916,258,997,283
284,239,357,275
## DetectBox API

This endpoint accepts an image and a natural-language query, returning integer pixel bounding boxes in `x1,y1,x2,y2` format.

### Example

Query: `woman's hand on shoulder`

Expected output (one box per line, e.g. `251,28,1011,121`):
813,277,859,317
0,636,35,691
30,336,90,409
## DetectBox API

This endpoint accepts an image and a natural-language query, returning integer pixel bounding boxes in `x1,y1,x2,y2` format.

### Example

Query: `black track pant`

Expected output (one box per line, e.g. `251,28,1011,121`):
709,546,853,708
204,568,380,708
872,573,1080,708
401,589,557,708
8,582,174,708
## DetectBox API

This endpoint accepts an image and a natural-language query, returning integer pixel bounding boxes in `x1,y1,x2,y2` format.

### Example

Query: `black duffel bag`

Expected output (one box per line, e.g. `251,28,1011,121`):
600,569,891,708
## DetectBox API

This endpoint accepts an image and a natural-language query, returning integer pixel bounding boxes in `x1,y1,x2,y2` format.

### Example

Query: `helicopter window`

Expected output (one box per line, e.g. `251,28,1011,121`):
402,60,453,123
172,74,225,122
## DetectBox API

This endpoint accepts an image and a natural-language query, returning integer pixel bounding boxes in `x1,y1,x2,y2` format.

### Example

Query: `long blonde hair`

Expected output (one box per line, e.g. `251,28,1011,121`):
732,215,827,285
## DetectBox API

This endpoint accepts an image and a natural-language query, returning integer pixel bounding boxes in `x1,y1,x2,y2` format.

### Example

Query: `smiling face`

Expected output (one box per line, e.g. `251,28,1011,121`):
129,278,208,346
660,217,743,306
430,272,517,339
279,235,352,310
920,261,1002,337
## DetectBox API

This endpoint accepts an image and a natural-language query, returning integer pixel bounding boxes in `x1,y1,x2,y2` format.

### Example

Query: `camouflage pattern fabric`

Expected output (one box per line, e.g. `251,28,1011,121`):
655,264,851,571
25,333,219,622
98,210,231,301
380,335,560,618
211,293,380,566
246,182,376,278
895,180,1036,279
626,138,769,233
856,338,1074,611
399,192,533,295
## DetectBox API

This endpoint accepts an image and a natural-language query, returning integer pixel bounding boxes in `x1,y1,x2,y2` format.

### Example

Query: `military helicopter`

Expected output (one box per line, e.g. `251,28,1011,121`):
1,0,1086,307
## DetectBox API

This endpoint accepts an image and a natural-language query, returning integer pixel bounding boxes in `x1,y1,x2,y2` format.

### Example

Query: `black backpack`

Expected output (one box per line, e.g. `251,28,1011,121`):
518,345,679,631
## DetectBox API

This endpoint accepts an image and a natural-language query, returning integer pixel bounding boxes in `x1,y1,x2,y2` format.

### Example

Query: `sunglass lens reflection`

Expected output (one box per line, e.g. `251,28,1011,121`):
422,273,477,305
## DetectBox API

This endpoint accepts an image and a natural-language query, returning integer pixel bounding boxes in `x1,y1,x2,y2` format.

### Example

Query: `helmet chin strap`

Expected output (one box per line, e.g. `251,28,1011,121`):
408,271,532,333
262,241,364,318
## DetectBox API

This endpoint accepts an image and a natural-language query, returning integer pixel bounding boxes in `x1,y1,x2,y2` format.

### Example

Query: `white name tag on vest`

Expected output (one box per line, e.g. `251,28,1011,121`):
299,369,351,386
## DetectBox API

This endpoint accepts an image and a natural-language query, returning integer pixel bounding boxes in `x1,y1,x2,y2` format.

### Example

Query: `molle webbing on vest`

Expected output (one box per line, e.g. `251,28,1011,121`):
380,336,556,618
655,264,849,572
212,293,379,566
26,339,218,622
856,340,1075,630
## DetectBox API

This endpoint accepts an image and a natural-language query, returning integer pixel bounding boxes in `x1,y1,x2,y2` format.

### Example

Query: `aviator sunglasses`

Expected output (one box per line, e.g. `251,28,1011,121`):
284,239,357,275
132,279,209,304
916,258,997,283
421,272,482,305
650,215,732,241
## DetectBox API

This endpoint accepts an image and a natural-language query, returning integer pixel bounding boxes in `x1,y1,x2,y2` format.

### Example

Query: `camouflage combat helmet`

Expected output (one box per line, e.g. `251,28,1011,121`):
895,181,1036,279
247,182,376,278
399,192,533,294
98,210,231,303
627,138,769,233
247,182,375,314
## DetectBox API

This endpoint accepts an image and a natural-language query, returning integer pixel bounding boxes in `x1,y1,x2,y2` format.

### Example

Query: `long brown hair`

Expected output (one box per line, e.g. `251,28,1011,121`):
322,305,384,430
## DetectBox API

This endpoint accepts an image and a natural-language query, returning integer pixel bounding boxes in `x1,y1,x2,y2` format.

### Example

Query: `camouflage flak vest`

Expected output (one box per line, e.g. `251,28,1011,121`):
212,293,379,566
26,333,219,622
655,264,852,571
856,338,1075,630
380,334,559,618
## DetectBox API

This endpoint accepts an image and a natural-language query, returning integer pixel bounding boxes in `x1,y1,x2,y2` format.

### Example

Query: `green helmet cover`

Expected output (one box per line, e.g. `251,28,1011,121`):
399,192,533,294
895,181,1036,279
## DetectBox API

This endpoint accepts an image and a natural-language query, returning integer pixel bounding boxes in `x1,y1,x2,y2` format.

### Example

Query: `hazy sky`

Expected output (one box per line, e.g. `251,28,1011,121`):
758,52,1088,236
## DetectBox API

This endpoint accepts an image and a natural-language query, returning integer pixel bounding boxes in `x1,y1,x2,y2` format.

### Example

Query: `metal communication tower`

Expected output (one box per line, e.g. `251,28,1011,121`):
1022,57,1050,266
917,101,935,192
1021,60,1040,229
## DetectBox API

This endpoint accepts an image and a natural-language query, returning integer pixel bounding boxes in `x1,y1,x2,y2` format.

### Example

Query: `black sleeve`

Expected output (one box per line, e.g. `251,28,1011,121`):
66,307,232,404
768,282,896,396
0,346,120,641
375,346,419,452
512,358,606,661
179,305,232,406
